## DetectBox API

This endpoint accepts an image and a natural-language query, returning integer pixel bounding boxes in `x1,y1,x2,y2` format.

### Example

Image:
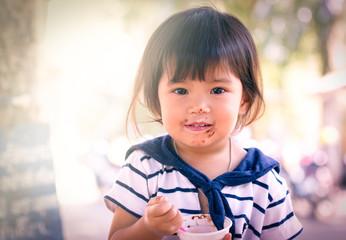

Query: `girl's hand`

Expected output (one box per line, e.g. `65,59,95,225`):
223,233,232,240
144,196,183,237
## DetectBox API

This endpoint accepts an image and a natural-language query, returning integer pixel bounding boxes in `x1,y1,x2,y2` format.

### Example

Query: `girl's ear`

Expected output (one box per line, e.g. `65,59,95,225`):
238,93,250,116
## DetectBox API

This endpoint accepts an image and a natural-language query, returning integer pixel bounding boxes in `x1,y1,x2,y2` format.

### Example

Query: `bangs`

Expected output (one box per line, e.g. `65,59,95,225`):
162,22,227,82
158,8,250,83
163,48,229,83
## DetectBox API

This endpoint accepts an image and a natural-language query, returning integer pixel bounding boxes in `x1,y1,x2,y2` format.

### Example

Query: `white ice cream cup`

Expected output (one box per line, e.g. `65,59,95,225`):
177,214,232,240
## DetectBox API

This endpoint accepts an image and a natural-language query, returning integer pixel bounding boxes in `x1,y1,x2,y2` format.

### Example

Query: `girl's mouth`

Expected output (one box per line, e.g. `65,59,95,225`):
184,123,212,131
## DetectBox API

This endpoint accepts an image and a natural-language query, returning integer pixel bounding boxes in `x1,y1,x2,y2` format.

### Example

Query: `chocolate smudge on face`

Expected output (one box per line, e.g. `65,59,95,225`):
207,130,215,138
181,119,188,125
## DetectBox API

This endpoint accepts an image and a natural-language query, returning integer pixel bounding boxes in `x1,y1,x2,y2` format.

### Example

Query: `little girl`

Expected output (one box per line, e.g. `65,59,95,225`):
105,6,302,240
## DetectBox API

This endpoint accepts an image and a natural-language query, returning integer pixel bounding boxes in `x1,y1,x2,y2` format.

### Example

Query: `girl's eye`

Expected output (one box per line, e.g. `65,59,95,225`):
211,87,225,94
173,88,188,95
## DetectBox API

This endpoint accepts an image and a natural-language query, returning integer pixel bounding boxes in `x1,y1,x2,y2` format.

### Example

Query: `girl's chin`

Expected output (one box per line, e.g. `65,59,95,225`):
175,136,222,147
174,132,233,148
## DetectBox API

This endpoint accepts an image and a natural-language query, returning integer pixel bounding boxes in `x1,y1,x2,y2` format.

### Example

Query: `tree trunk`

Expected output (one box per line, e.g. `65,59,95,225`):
0,0,48,126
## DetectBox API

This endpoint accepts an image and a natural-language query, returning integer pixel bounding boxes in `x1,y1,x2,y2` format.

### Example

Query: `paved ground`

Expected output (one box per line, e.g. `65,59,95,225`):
59,192,346,240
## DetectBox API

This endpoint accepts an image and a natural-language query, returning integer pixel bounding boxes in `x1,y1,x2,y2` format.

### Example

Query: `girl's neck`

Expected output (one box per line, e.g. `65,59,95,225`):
173,137,244,180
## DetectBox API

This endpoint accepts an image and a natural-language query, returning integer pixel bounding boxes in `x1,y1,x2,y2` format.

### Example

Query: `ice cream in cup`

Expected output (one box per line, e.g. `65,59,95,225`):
177,214,232,240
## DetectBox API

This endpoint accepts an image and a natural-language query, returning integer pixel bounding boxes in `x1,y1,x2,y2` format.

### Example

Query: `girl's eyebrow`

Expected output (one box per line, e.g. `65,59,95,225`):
165,77,233,85
212,78,233,83
167,79,181,85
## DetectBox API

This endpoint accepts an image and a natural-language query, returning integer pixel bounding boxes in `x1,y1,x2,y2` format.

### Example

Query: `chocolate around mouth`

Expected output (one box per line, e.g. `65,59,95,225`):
207,129,215,137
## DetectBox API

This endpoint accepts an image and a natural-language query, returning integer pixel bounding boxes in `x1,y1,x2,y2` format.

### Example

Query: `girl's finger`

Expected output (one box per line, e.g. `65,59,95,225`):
223,233,232,240
147,199,172,217
147,196,168,206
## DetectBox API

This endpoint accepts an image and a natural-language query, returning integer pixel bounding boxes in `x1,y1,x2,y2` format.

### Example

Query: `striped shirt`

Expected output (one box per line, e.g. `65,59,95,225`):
105,137,302,239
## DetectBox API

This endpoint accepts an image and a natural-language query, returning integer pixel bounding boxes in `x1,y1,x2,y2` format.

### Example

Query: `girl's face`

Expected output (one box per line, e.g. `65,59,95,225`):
158,66,249,152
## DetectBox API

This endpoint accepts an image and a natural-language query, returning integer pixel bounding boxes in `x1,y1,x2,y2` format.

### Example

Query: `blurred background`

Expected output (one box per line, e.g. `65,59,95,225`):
0,0,345,239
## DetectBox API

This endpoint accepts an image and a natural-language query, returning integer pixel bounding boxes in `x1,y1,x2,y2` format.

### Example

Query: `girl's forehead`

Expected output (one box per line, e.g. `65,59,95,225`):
164,64,235,82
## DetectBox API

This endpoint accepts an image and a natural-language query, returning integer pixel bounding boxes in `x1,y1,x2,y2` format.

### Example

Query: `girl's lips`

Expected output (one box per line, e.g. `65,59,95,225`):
184,123,212,132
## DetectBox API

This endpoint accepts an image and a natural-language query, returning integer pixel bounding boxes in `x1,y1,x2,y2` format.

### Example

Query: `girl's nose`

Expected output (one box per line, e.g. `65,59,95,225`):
188,97,211,114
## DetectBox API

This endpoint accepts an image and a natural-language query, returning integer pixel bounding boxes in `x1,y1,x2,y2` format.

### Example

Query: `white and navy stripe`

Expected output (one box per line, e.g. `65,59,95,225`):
105,150,302,239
